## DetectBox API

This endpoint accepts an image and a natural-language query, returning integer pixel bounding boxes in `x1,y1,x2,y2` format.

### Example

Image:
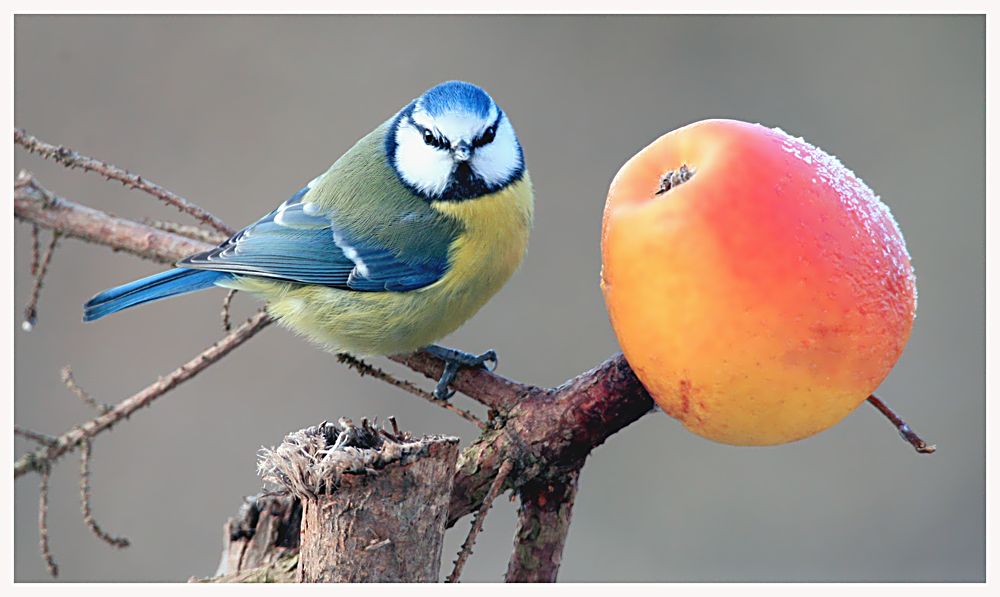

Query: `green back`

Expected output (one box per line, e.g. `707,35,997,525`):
305,120,462,266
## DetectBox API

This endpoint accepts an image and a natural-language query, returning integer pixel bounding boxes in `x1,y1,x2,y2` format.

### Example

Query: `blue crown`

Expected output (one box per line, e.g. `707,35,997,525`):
418,81,494,118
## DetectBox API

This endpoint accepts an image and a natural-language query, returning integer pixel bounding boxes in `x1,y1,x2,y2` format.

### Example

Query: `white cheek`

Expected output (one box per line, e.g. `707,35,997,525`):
394,126,453,196
470,118,520,187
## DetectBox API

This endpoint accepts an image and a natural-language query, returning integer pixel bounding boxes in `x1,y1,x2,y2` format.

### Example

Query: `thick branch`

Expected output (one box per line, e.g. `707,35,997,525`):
388,352,535,412
14,311,272,478
447,355,654,526
15,172,214,264
505,467,581,582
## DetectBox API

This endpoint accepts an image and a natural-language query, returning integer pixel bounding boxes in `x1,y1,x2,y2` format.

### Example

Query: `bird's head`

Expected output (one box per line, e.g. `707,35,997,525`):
387,81,525,202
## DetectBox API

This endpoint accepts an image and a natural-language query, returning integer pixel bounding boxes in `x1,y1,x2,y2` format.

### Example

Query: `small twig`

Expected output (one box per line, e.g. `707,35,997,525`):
79,439,130,548
140,218,228,245
14,310,273,479
222,289,238,332
336,353,486,430
364,538,392,552
22,230,60,332
15,128,234,236
61,366,111,413
15,426,57,446
38,466,58,577
30,223,40,276
867,394,936,454
447,459,514,583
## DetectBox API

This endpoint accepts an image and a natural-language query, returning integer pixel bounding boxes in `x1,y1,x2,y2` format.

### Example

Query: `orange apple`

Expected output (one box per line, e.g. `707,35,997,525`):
600,119,916,446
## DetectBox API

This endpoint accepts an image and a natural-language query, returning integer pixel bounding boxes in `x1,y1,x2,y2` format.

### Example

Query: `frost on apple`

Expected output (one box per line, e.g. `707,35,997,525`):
770,126,918,317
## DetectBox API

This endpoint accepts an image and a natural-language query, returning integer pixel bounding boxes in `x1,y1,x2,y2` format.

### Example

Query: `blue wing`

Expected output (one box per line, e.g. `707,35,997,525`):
178,187,449,292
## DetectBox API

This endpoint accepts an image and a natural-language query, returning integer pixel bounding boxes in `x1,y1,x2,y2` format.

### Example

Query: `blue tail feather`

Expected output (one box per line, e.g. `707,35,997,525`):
83,268,228,322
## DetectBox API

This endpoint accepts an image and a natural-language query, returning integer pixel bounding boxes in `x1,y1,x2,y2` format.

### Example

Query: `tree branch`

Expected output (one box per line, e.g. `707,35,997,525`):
505,467,581,582
388,352,534,413
14,310,272,479
15,171,215,264
446,355,655,526
15,128,234,236
21,228,60,331
447,459,514,582
336,354,486,429
79,439,130,548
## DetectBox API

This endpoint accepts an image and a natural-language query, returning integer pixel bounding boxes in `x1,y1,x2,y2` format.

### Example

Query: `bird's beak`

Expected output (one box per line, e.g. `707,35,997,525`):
452,141,472,162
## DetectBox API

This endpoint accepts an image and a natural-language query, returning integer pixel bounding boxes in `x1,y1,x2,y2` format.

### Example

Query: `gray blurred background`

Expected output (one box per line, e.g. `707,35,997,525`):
13,15,984,582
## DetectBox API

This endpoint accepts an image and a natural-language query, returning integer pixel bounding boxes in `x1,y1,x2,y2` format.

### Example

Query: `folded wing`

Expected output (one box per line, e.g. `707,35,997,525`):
179,187,450,292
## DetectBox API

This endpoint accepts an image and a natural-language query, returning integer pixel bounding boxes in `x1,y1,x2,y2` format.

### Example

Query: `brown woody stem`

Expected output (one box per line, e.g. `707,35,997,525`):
867,394,936,454
14,311,272,479
506,466,582,582
15,128,234,235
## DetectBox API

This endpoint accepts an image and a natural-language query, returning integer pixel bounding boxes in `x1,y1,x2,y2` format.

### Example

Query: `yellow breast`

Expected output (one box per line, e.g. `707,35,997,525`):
430,173,534,300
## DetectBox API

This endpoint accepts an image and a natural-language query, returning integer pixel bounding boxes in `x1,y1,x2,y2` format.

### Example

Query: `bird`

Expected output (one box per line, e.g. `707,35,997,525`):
83,80,533,400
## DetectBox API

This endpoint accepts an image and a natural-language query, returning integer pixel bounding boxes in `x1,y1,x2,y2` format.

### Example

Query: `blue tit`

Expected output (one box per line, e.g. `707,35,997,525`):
83,80,533,399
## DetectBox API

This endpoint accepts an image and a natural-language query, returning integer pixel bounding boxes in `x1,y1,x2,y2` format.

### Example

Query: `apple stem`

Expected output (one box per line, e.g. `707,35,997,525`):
866,394,936,454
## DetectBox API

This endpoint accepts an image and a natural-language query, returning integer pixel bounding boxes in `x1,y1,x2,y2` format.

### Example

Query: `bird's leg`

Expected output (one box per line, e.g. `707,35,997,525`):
423,345,498,400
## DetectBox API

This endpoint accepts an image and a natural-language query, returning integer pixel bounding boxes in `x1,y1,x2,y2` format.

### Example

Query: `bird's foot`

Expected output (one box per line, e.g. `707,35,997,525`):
423,345,498,400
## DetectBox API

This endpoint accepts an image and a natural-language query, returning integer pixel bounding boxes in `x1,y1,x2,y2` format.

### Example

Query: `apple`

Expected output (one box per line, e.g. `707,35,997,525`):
600,119,916,446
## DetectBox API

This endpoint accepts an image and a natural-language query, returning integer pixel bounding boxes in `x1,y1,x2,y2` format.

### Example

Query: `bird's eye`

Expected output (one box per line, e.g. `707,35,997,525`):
422,130,438,147
474,125,497,148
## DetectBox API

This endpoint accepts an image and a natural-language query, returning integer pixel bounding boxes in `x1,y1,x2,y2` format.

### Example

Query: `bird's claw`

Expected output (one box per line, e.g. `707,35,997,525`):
424,345,499,400
434,362,461,400
479,349,498,372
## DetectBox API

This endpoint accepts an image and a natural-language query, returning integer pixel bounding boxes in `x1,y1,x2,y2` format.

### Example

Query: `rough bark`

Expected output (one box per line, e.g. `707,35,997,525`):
257,421,460,583
217,494,302,578
446,355,655,527
506,468,581,582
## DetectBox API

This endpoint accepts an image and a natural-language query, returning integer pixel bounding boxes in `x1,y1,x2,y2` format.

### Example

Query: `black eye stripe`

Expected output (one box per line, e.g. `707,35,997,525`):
408,116,448,149
406,112,502,151
472,113,503,149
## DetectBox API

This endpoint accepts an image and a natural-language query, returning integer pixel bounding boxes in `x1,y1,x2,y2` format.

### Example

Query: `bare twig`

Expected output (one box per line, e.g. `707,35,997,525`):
14,310,272,479
22,229,60,331
505,467,581,582
15,128,234,235
61,366,110,413
221,289,237,332
388,416,402,439
867,394,936,454
15,172,215,264
337,353,486,430
79,439,130,548
38,466,58,577
30,223,40,276
447,459,514,583
140,218,228,245
15,426,57,446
